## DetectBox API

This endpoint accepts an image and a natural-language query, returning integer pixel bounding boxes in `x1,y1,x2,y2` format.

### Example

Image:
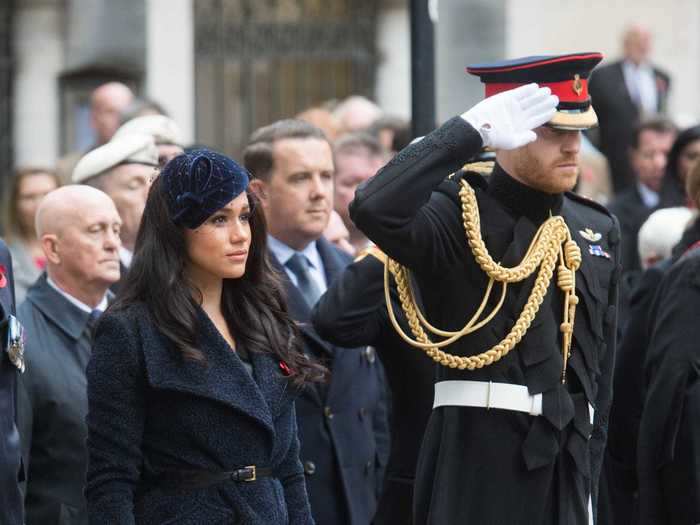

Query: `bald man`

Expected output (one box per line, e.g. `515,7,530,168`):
588,24,672,193
57,82,135,183
17,186,121,525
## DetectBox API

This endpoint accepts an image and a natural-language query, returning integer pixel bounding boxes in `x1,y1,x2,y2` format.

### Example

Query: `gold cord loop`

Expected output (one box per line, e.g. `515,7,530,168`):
384,178,581,381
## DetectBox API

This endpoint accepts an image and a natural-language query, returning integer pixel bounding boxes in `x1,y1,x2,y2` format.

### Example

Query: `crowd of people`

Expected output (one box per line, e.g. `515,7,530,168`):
1,21,699,525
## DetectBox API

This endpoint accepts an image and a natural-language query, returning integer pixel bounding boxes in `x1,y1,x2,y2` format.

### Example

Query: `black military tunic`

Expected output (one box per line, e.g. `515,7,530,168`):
350,117,620,525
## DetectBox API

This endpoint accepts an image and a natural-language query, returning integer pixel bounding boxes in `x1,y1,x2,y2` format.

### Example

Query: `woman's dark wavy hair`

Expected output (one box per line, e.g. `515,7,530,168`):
667,125,700,184
111,175,326,386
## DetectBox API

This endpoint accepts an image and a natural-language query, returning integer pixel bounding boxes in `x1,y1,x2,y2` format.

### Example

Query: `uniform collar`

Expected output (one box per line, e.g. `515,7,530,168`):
487,163,563,223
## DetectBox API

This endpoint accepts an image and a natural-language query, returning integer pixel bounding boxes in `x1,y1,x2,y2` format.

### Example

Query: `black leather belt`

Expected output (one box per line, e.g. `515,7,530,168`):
151,466,274,492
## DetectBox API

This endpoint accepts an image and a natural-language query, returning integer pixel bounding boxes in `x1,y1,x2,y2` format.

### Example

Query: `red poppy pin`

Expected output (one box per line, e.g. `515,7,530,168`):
0,265,7,288
279,361,292,376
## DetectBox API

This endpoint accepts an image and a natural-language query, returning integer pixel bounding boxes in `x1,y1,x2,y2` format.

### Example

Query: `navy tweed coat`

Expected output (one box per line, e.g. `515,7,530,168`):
85,303,314,524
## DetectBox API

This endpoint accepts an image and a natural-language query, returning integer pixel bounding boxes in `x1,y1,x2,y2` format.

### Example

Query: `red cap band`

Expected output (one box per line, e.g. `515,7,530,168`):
484,78,589,103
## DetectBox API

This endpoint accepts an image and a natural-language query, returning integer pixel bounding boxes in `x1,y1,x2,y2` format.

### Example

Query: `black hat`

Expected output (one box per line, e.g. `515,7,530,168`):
467,52,603,130
161,148,250,229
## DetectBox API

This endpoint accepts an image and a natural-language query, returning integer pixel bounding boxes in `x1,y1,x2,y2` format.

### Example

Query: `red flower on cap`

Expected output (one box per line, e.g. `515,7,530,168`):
0,265,7,288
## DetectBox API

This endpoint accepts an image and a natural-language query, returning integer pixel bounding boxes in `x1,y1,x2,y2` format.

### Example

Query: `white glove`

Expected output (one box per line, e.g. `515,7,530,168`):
461,83,559,150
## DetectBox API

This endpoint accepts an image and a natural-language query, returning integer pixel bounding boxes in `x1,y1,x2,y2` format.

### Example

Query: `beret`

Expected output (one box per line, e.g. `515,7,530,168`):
113,115,183,146
161,148,250,229
72,134,158,183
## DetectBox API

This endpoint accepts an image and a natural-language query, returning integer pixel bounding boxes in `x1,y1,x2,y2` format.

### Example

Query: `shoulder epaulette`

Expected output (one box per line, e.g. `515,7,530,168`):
355,245,387,264
462,160,495,175
565,191,613,218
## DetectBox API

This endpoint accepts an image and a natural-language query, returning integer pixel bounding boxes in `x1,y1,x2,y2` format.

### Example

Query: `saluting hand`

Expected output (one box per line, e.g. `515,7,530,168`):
461,83,559,150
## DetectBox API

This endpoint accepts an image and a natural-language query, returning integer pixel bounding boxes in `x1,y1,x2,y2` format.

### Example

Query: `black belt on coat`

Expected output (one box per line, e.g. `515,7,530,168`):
149,465,274,491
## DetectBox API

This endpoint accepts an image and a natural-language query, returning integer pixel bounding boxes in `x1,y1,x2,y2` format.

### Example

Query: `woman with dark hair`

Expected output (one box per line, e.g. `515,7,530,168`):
3,167,60,302
660,124,700,207
85,149,322,524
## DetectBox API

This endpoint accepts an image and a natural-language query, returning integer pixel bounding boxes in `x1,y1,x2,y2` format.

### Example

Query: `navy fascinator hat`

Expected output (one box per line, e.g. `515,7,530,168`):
161,148,250,229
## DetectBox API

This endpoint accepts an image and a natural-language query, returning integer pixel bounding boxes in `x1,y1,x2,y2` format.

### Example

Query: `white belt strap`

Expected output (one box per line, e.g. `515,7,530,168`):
433,380,543,416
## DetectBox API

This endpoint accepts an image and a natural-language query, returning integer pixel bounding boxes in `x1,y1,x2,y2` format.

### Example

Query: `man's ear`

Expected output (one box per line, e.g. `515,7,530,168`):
41,234,61,265
249,179,269,206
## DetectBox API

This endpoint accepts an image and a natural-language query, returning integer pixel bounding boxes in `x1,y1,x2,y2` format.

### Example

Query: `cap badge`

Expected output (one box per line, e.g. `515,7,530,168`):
579,228,601,242
572,74,583,96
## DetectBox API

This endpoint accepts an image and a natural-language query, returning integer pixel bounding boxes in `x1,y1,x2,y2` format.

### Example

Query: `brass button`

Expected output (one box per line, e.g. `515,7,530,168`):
304,461,316,475
364,346,376,364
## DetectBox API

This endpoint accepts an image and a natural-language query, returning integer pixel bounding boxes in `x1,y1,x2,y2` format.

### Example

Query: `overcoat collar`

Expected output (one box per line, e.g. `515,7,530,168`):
142,306,294,438
26,273,107,341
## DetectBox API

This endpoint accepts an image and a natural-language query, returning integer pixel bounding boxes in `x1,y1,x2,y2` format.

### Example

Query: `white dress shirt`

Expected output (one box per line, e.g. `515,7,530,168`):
638,182,660,209
622,60,658,115
267,235,327,294
119,247,133,268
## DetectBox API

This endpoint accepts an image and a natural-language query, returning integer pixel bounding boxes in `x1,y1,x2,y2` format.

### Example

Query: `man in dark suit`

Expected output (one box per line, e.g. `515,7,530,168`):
312,247,435,525
17,185,121,524
246,119,390,525
608,118,676,276
588,24,672,193
0,240,24,525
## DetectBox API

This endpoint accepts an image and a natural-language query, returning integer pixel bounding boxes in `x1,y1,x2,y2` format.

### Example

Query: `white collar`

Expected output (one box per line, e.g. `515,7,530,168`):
46,276,109,314
267,235,322,270
637,182,660,208
119,246,133,268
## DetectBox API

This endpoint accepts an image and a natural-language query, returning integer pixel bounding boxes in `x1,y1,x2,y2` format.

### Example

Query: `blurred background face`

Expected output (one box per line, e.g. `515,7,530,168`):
333,150,384,231
17,172,59,235
52,199,122,287
323,210,355,256
100,164,153,249
623,26,652,65
157,144,185,167
257,137,334,250
184,192,252,282
631,130,675,192
90,83,134,144
678,139,700,183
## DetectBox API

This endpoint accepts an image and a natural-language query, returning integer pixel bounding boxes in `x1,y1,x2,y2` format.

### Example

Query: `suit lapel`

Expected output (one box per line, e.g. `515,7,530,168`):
315,237,349,287
613,61,638,111
268,249,327,405
27,275,91,341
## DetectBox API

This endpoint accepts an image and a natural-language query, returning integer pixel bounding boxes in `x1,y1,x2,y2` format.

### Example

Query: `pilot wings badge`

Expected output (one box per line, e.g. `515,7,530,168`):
579,228,602,243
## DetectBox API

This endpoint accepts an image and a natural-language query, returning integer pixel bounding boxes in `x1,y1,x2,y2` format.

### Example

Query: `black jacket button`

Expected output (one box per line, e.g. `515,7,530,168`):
304,461,316,475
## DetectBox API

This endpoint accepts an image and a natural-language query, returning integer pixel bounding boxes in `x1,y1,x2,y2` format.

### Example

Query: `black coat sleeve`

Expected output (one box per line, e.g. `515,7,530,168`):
312,254,388,348
349,117,483,273
637,253,700,524
85,312,145,525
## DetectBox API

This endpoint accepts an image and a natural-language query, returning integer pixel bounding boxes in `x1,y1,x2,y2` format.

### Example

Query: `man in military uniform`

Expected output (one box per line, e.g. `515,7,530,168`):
0,239,24,525
350,53,620,524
